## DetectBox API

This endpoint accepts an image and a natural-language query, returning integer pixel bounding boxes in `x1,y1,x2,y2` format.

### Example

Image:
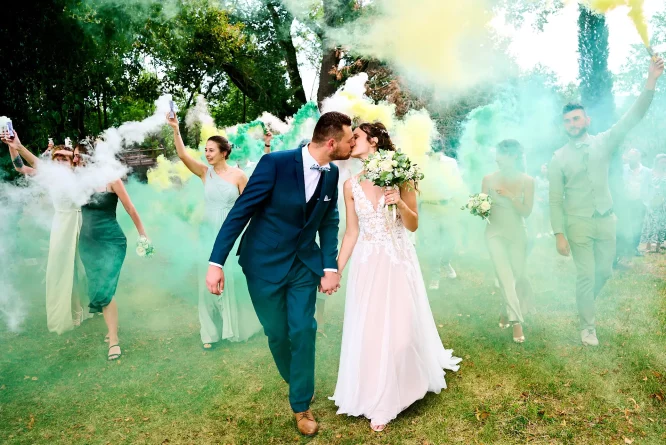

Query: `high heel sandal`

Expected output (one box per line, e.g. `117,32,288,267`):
512,323,525,344
499,316,511,329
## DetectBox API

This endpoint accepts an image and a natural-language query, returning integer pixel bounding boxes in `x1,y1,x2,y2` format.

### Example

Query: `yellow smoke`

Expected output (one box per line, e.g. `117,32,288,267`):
393,109,435,161
330,0,506,92
419,155,467,205
147,148,202,190
200,123,227,145
340,92,397,130
587,0,649,47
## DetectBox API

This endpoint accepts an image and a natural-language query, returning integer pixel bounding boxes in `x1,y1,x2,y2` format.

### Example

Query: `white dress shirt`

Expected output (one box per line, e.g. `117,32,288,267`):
302,143,329,201
209,144,337,273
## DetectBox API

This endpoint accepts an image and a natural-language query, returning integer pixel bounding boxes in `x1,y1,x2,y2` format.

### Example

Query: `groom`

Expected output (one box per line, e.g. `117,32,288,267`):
206,111,355,436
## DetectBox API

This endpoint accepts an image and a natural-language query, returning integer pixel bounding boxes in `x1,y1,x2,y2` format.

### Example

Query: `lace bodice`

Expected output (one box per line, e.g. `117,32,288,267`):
351,177,411,250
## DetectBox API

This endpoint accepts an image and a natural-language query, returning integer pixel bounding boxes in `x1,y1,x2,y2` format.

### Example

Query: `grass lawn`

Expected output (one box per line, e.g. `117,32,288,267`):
1,242,665,444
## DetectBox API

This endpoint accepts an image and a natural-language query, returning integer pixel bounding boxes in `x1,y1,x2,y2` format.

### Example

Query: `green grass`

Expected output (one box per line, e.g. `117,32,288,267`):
1,242,666,444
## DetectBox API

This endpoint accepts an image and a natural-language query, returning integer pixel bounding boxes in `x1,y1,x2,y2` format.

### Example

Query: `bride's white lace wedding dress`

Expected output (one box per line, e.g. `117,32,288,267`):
330,177,461,426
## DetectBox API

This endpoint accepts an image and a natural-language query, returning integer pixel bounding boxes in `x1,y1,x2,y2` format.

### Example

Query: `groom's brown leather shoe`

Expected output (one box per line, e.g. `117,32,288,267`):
295,409,318,436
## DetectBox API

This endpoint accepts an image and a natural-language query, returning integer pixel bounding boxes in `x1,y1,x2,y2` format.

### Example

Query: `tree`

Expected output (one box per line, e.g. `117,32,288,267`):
578,4,616,133
316,0,360,105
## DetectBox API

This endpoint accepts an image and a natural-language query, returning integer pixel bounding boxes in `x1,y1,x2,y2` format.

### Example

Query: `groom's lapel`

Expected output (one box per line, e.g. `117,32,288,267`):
293,149,307,222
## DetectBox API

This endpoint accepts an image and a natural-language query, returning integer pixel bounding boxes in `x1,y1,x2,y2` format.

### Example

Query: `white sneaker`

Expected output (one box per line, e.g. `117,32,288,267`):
444,263,457,279
429,279,440,290
581,328,599,346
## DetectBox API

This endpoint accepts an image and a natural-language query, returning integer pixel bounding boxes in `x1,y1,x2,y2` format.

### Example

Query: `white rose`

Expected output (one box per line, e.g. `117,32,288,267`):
391,160,398,167
478,193,488,200
136,246,146,257
367,159,379,171
480,201,491,212
380,160,394,172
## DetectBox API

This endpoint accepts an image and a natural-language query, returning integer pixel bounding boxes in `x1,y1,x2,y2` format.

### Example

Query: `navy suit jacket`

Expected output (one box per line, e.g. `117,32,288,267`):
209,147,340,284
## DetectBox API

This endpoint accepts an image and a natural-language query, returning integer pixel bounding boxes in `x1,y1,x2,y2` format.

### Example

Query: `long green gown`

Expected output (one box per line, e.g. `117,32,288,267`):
79,192,127,312
198,167,262,344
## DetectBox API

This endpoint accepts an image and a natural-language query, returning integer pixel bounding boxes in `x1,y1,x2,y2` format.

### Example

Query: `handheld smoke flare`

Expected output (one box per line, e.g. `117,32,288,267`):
169,100,176,119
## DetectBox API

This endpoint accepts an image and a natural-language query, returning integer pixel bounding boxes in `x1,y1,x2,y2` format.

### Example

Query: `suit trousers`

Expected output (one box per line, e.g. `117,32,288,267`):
565,214,616,330
244,257,319,413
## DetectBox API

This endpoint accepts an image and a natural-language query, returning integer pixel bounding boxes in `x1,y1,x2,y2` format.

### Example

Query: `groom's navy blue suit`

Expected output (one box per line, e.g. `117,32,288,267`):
209,142,339,413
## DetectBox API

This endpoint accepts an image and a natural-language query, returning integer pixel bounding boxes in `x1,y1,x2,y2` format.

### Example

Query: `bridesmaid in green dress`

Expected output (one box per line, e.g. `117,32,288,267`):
166,113,262,349
74,143,148,360
2,131,91,334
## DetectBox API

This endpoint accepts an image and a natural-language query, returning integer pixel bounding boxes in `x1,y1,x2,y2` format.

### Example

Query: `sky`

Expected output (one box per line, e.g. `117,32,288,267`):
297,0,666,101
494,0,666,86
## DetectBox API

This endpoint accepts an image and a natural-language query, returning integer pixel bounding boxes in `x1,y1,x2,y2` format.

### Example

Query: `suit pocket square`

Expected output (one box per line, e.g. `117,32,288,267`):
324,195,331,202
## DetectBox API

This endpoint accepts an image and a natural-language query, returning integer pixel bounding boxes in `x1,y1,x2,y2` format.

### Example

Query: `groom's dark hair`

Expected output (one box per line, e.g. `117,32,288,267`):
312,112,352,143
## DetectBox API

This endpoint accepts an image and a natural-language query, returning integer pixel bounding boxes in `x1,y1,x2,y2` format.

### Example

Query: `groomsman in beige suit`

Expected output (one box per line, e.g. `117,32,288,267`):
549,56,664,346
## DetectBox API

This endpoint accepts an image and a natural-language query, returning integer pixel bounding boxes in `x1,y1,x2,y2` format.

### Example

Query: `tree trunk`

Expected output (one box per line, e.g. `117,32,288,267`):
315,0,357,107
267,1,307,105
316,47,341,107
243,93,247,122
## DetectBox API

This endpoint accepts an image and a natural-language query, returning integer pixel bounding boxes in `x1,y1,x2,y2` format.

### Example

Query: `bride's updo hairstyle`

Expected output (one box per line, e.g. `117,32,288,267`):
357,122,396,152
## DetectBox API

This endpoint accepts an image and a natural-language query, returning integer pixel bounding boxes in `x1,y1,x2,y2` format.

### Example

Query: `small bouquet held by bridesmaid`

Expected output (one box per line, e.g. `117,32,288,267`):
361,150,424,221
461,193,493,222
136,236,155,258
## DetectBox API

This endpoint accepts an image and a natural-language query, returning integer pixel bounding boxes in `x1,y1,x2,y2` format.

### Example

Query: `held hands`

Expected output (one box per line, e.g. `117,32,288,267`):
206,265,225,295
555,233,570,257
319,271,341,296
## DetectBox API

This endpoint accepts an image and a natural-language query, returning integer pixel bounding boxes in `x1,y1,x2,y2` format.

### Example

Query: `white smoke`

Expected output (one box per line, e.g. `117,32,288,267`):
30,95,173,207
258,112,290,135
185,95,214,130
0,183,33,332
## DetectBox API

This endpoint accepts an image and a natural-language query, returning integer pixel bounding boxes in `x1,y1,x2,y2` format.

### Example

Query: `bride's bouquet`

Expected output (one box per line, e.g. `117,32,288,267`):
461,193,492,222
136,236,155,258
361,150,424,221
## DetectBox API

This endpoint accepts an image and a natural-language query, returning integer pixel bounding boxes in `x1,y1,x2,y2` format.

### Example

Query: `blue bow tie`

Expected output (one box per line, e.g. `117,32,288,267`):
310,164,330,173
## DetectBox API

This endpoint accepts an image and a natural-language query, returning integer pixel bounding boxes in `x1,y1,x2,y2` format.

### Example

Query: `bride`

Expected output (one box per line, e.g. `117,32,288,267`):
330,122,461,432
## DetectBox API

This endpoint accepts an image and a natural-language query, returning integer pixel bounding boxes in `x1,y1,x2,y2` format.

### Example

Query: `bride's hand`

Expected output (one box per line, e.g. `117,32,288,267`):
384,188,403,207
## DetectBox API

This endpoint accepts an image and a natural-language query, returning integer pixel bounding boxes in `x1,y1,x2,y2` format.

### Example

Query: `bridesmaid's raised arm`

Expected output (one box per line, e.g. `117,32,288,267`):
166,113,208,180
2,130,36,175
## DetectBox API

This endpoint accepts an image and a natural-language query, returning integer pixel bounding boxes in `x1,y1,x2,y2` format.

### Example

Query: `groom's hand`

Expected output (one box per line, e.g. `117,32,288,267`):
319,271,341,295
206,265,225,295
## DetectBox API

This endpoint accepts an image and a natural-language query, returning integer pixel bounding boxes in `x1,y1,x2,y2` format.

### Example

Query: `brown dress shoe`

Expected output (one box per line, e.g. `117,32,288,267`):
294,409,319,436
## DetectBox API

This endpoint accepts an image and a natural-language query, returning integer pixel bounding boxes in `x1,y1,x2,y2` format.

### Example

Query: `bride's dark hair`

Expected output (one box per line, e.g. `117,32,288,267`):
357,122,395,152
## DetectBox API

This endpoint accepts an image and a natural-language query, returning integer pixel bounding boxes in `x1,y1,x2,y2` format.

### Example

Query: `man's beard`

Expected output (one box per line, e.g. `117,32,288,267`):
568,126,589,139
329,145,352,161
